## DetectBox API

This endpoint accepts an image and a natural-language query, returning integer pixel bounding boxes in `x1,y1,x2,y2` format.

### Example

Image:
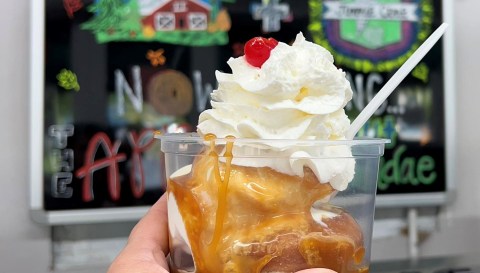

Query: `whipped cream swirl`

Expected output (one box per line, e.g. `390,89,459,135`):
197,33,355,191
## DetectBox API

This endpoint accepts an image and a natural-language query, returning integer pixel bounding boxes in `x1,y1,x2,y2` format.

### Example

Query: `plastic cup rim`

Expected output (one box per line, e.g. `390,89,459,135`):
157,132,390,146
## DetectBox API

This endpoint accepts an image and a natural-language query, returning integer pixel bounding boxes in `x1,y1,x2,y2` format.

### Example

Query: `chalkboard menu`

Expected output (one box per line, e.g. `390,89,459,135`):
29,0,455,224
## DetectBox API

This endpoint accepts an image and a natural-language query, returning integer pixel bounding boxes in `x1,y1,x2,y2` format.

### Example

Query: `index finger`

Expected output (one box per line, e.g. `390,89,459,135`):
128,193,169,255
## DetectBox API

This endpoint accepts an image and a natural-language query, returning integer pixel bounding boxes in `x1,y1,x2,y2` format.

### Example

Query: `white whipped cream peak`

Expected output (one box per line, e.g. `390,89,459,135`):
197,32,355,191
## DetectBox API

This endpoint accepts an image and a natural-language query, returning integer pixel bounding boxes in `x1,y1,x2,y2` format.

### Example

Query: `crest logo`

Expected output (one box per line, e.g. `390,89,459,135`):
308,0,433,73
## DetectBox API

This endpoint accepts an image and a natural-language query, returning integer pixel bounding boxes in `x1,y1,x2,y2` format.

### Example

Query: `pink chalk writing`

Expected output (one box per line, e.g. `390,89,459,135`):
63,0,84,18
75,129,156,202
76,132,126,202
127,130,156,199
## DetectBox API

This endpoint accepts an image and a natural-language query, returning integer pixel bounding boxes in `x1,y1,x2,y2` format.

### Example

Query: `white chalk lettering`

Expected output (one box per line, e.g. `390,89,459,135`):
324,2,418,21
347,72,387,115
51,170,73,198
115,66,143,116
51,149,74,172
48,124,75,199
48,124,74,149
193,70,213,112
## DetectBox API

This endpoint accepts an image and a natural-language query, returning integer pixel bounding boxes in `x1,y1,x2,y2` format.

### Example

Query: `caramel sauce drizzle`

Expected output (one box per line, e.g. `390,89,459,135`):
168,134,369,273
205,134,235,255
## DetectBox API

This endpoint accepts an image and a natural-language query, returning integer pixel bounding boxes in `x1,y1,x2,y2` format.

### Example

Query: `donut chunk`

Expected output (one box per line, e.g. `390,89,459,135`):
169,155,366,273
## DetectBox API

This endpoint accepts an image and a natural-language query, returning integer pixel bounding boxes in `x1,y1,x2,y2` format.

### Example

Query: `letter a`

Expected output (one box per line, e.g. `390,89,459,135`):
76,132,127,202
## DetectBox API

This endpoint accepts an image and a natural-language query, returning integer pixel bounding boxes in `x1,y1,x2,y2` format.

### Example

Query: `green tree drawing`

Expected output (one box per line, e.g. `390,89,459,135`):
82,0,126,34
118,0,142,36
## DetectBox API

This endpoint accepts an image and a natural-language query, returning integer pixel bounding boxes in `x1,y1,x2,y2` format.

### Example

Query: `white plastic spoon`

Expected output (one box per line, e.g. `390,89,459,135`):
346,23,449,140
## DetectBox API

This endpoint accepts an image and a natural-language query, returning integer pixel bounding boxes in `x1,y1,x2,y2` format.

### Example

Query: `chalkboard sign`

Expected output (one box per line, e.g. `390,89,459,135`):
29,0,455,224
331,0,456,207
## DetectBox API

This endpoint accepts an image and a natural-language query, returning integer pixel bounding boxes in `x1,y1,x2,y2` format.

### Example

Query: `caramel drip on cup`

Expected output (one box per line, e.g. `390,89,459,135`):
205,134,235,255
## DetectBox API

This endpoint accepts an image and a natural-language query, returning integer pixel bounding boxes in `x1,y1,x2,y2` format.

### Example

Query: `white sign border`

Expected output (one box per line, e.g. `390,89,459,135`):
29,0,456,224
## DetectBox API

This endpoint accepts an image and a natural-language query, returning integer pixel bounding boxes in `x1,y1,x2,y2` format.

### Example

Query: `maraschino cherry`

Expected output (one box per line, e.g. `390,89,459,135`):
244,37,278,68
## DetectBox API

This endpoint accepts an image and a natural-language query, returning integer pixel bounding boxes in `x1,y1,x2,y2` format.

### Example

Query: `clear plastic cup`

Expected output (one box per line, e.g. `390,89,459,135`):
159,133,388,273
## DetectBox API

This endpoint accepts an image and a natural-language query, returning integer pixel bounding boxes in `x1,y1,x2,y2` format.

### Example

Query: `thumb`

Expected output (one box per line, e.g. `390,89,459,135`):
296,269,337,273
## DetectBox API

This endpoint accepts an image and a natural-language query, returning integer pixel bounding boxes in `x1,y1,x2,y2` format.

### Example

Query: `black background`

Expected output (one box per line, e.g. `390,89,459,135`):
42,0,447,211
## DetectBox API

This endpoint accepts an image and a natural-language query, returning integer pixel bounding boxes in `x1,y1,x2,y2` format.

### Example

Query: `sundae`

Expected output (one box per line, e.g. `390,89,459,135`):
162,33,382,273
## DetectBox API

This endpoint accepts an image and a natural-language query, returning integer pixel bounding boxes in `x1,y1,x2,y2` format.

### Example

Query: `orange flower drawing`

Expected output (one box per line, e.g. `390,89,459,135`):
146,49,166,67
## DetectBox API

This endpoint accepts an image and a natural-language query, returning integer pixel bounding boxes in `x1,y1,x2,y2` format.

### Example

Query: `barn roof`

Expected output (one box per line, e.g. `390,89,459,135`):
138,0,212,16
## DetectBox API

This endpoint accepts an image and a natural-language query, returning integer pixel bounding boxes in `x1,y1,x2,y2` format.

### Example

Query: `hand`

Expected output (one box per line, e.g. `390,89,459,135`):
108,194,169,273
108,193,337,273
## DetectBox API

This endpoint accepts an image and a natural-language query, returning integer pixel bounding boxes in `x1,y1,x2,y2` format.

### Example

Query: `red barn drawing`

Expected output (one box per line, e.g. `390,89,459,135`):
141,0,211,31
